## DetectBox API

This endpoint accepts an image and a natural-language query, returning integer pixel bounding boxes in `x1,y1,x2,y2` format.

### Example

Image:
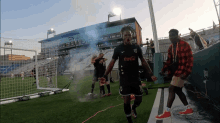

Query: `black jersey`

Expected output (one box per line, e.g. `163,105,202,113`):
97,58,106,77
112,43,143,85
93,59,100,69
32,68,36,77
93,58,101,76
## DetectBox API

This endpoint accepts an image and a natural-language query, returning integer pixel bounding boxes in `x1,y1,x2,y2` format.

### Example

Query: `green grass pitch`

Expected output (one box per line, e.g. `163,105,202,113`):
0,75,170,123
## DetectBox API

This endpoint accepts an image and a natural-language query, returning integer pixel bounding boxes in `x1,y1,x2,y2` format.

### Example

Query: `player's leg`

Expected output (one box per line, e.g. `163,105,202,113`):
131,84,143,119
167,85,176,110
91,70,97,93
120,85,133,123
105,77,111,96
156,85,175,119
91,77,97,93
32,76,36,85
175,86,193,115
99,77,106,97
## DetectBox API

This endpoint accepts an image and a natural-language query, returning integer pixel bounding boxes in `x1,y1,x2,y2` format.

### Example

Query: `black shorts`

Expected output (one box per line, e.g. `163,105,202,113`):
93,69,98,82
119,84,143,96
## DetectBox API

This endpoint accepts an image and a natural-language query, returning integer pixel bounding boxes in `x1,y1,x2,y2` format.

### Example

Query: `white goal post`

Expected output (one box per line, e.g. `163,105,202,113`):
0,47,68,105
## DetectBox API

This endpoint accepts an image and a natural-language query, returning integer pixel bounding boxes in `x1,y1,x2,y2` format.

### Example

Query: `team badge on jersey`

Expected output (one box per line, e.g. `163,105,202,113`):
134,49,137,53
120,86,123,91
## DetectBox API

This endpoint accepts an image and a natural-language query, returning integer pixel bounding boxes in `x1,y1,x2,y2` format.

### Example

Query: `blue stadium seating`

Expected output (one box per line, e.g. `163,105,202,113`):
0,64,20,74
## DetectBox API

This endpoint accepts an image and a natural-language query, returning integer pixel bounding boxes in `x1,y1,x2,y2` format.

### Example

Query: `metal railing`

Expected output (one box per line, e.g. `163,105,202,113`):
157,24,219,40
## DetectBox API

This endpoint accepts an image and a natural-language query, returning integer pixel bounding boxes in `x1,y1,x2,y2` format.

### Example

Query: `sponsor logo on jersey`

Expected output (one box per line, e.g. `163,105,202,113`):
124,56,135,61
134,49,137,53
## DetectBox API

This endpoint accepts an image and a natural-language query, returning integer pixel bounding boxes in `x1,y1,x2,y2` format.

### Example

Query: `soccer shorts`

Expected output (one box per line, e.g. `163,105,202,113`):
119,84,143,96
93,69,98,82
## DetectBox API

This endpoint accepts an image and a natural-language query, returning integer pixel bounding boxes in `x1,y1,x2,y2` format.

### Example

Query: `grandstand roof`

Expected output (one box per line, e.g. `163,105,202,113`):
38,17,139,43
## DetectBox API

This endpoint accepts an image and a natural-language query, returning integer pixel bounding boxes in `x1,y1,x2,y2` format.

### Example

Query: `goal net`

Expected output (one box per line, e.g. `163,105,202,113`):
0,47,60,104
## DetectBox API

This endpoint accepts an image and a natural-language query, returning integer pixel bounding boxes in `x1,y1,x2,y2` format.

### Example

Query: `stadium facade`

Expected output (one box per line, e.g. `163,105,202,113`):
38,17,143,59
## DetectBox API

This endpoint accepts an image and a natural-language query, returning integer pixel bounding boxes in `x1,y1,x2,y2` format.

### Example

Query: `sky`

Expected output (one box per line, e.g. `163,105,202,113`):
1,0,219,58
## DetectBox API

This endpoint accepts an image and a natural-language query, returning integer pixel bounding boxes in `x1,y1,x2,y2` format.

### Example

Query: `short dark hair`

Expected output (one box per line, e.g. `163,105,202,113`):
99,53,104,55
120,25,135,35
169,29,179,35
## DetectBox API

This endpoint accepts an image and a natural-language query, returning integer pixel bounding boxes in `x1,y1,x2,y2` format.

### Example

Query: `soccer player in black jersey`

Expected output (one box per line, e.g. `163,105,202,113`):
100,25,158,123
31,67,36,85
91,54,102,94
90,53,111,97
97,58,111,97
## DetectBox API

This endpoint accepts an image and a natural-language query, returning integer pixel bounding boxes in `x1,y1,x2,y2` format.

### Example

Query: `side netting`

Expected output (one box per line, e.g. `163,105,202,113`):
0,47,69,105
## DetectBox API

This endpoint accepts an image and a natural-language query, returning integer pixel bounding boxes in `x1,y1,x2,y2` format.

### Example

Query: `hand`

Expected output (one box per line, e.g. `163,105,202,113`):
141,83,146,87
151,76,158,81
180,74,187,80
99,77,106,86
159,71,165,76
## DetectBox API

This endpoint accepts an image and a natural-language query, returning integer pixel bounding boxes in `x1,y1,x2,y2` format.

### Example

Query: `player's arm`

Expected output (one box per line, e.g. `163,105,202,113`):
91,56,100,64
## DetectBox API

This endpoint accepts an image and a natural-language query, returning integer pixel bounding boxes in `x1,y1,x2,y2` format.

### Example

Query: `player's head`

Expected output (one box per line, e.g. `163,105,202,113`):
120,25,134,45
92,55,97,60
99,53,104,58
169,29,179,44
150,39,153,43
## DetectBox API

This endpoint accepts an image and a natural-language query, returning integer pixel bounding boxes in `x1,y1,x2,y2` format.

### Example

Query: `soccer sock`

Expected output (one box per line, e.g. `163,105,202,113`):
124,103,131,116
126,116,133,123
91,84,95,93
106,84,111,93
185,104,191,109
100,86,105,95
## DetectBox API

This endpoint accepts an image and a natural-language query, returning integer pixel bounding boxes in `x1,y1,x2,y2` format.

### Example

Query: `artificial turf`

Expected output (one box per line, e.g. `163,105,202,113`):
0,75,171,123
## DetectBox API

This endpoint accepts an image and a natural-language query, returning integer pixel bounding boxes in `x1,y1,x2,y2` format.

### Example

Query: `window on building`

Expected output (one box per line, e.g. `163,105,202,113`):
112,35,115,38
104,37,108,40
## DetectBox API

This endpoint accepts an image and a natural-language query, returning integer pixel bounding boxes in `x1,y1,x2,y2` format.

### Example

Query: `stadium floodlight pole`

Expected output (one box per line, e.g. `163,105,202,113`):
108,8,121,22
213,0,220,24
108,12,116,22
47,28,56,39
147,0,164,84
4,40,13,61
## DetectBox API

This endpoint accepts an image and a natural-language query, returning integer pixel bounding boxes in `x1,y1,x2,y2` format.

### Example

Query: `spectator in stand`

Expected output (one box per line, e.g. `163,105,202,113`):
189,28,207,50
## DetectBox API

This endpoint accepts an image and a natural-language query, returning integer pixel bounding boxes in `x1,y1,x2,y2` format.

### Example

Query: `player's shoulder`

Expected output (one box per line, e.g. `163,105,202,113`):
180,40,190,47
114,44,123,51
